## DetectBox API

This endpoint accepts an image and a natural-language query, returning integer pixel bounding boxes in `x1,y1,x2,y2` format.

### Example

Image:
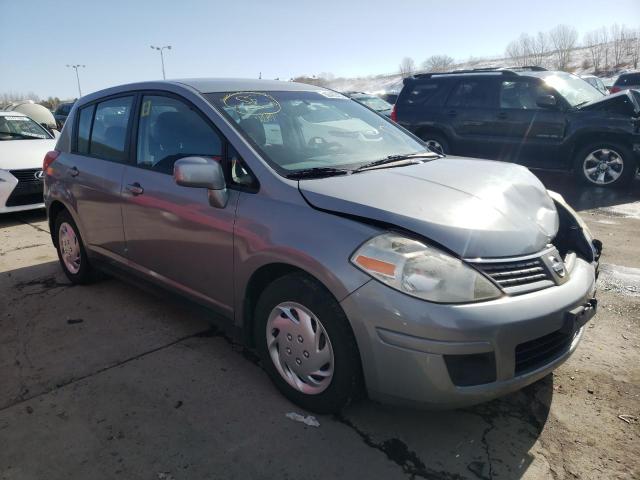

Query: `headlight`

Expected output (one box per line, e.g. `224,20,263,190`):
547,190,593,237
351,233,502,303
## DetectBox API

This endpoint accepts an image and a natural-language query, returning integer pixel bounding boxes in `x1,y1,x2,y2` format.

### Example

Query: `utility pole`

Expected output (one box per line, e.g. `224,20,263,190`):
150,45,172,79
66,64,85,97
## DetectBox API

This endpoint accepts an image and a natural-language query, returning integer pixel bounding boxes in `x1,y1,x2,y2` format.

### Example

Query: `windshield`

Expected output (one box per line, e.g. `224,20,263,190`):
206,90,427,175
536,72,604,107
353,95,392,112
0,115,52,140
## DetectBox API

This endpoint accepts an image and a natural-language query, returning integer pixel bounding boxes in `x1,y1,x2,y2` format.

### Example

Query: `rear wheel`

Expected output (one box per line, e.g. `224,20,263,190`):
54,210,95,284
418,132,449,155
254,273,363,413
574,142,637,187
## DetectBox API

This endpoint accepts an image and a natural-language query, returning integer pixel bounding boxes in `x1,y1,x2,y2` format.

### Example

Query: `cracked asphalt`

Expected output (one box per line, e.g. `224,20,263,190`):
1,172,639,480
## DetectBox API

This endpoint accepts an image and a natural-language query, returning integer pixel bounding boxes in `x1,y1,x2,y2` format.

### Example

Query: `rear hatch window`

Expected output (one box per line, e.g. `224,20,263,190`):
397,79,451,108
615,73,640,86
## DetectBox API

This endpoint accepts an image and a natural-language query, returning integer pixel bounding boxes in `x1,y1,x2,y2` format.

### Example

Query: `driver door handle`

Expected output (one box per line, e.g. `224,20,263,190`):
68,166,79,177
126,183,144,196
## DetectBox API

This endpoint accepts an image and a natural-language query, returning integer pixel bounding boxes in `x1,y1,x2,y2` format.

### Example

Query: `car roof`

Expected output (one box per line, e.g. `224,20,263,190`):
171,78,325,93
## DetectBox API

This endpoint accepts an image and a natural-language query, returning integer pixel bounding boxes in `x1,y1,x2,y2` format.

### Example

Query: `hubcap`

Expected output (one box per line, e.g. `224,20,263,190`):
266,302,334,395
425,139,444,154
58,222,81,274
583,148,624,185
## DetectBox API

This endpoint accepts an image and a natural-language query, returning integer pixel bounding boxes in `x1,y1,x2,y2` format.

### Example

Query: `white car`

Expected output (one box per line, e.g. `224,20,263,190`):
0,111,56,213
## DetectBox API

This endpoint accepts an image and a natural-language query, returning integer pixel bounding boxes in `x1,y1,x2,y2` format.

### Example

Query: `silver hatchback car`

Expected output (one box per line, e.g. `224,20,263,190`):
44,79,600,412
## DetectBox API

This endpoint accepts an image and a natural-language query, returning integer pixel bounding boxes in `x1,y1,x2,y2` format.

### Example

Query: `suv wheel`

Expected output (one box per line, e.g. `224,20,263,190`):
254,273,363,413
54,210,95,284
575,142,637,187
419,132,449,155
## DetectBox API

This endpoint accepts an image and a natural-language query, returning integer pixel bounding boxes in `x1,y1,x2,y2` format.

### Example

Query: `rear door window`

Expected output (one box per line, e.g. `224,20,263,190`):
135,95,222,175
446,80,494,108
89,97,134,162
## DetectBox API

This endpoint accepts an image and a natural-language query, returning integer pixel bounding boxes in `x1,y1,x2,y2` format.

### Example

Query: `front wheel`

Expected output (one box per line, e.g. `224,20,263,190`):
254,273,363,413
574,142,637,187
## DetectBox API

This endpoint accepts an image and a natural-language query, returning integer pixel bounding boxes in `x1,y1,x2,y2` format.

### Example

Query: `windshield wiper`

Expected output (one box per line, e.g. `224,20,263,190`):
354,152,438,172
286,167,352,180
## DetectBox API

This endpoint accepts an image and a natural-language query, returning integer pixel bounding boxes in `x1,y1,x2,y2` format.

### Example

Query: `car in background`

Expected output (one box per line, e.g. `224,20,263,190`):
54,102,75,129
580,75,608,95
345,92,394,117
380,92,398,105
44,78,599,413
393,67,640,187
0,111,56,213
611,72,640,94
4,100,58,132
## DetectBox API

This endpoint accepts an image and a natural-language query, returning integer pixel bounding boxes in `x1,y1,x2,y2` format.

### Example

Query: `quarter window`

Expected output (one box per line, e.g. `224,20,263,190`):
89,97,134,162
76,105,94,154
136,95,222,174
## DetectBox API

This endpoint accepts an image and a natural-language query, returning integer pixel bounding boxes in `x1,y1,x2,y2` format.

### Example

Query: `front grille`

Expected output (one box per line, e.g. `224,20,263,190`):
515,329,572,375
6,169,44,207
473,257,552,290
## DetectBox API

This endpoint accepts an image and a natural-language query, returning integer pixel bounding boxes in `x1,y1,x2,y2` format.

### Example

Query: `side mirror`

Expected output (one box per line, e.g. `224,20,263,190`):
173,156,228,208
536,95,558,109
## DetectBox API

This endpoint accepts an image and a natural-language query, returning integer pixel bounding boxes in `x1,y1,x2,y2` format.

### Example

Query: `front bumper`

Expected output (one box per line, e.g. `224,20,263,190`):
341,256,597,408
0,169,45,213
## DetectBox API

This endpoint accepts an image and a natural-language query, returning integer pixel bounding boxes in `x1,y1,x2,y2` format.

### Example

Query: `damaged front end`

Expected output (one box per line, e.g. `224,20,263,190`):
547,190,602,273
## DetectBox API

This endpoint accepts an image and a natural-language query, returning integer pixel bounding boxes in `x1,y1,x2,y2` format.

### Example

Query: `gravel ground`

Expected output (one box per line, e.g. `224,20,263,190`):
0,173,638,480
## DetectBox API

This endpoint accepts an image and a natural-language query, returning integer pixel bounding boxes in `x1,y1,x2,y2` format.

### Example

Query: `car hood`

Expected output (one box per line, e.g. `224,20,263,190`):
0,138,56,170
299,157,559,258
578,90,640,115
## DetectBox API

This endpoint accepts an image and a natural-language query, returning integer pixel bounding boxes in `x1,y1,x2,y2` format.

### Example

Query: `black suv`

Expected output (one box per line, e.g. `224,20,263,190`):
393,67,640,187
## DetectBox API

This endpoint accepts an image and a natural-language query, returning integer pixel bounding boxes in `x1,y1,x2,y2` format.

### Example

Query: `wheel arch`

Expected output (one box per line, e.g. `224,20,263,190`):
568,131,636,168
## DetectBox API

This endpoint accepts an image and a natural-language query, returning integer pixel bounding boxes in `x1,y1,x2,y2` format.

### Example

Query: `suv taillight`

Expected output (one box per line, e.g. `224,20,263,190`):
610,86,621,94
43,150,60,172
391,104,397,122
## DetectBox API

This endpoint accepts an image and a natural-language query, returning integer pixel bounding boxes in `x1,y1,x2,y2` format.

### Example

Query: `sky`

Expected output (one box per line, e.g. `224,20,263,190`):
1,0,639,99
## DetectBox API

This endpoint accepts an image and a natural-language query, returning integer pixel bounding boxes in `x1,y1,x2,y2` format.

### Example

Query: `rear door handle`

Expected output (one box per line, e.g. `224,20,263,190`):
126,183,144,196
447,110,457,117
497,112,508,119
68,166,79,177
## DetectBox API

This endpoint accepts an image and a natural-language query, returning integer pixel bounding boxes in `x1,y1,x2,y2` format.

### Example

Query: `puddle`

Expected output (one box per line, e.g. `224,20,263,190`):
598,264,640,297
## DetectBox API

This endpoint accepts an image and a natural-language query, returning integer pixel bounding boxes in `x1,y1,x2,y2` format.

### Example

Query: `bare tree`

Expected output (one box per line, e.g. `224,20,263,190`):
584,28,608,73
630,29,640,69
421,54,454,72
549,24,578,70
610,24,628,67
529,31,550,67
398,57,416,78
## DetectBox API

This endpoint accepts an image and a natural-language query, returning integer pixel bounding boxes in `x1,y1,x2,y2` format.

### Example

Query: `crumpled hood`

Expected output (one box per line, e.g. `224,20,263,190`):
299,157,559,258
0,139,56,170
578,89,640,115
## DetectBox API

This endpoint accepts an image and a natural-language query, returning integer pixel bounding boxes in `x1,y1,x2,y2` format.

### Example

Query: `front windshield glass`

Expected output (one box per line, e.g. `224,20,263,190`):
354,95,392,111
207,90,427,174
538,72,603,107
0,115,52,140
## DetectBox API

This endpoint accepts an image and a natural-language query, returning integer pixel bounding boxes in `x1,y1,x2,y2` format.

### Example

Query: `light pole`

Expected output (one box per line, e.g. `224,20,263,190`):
150,45,172,79
66,64,85,97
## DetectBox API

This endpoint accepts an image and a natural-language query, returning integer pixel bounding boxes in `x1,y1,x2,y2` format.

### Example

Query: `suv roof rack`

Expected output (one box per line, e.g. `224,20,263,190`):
410,65,547,80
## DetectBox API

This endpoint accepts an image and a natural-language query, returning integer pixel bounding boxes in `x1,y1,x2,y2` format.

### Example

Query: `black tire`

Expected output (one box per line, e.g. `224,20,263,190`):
418,131,449,155
254,272,363,413
53,210,95,284
574,141,637,188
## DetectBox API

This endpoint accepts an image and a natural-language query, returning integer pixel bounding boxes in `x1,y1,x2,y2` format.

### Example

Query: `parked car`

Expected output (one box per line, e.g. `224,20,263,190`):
393,67,640,187
580,74,608,95
345,92,394,117
54,101,75,129
611,71,640,94
45,79,600,412
4,100,58,132
0,111,56,213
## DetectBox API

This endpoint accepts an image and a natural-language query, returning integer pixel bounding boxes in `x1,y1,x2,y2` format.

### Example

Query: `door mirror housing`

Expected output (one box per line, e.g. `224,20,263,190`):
173,156,228,208
536,95,558,109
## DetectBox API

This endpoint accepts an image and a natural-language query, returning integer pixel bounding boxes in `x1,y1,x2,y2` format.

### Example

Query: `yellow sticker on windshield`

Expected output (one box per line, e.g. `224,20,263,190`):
222,92,281,121
141,100,151,117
